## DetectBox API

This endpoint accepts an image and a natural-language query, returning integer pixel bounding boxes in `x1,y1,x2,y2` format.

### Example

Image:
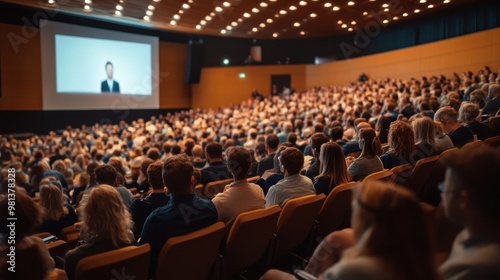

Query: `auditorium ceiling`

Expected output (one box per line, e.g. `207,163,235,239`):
3,0,477,39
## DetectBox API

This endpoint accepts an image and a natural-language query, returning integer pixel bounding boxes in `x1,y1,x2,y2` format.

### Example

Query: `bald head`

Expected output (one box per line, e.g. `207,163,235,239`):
489,84,500,98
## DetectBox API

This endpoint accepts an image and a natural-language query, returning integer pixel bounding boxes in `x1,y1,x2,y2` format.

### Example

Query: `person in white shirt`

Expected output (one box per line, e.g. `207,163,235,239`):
212,147,265,226
265,147,315,207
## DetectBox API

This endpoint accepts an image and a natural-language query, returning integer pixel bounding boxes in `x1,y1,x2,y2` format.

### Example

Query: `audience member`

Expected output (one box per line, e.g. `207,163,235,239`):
305,132,331,181
440,144,500,279
435,107,474,148
458,102,491,140
347,128,384,181
314,142,350,196
380,121,416,169
138,155,218,275
482,84,500,115
257,134,280,176
200,143,231,186
265,147,315,207
37,183,77,236
94,164,133,208
212,147,265,226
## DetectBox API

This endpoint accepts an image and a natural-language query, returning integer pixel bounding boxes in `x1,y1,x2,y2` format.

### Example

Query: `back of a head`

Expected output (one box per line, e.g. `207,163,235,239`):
412,116,436,146
255,142,266,156
443,144,500,221
359,128,382,157
147,161,164,190
353,180,438,280
287,132,298,145
279,147,304,176
94,164,117,186
39,183,66,221
319,142,349,186
81,184,133,246
388,121,415,159
141,158,154,176
0,190,42,239
225,147,252,180
162,155,194,195
205,142,223,159
273,145,289,173
266,134,280,150
458,102,480,124
192,145,203,158
146,147,161,161
171,144,182,155
434,106,458,123
489,83,500,98
329,126,344,141
310,132,331,156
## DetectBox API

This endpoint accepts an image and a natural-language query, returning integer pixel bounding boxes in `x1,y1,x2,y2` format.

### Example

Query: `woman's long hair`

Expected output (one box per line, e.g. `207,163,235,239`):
412,117,436,147
351,180,439,280
80,184,134,247
316,142,350,192
39,184,68,221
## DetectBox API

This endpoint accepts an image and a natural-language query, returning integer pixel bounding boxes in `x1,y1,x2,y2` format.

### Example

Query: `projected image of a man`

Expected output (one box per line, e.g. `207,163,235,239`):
101,61,120,93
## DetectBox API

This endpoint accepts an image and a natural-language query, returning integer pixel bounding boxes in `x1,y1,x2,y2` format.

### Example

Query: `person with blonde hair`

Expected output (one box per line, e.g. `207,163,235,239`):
314,142,351,195
434,120,454,153
347,128,383,181
412,116,438,158
64,184,134,280
261,180,440,280
434,106,473,148
37,183,77,236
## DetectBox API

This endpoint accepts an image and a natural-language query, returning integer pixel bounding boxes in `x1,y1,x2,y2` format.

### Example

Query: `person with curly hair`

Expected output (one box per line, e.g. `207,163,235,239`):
380,121,416,169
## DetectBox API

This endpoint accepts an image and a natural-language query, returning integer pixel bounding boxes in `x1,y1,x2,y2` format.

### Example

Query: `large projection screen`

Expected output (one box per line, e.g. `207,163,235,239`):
40,20,160,110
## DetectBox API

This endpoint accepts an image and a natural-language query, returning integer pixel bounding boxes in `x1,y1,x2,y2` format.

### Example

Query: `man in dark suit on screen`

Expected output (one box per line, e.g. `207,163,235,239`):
101,61,120,93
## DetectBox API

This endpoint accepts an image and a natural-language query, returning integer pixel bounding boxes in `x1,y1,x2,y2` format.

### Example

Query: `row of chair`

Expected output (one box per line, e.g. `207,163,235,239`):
65,190,365,280
194,175,260,199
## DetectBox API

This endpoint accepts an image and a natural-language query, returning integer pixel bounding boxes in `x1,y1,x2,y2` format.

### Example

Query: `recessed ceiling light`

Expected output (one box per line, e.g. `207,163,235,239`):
333,6,340,11
47,0,55,4
348,28,353,31
143,15,150,21
294,22,300,27
84,5,91,11
403,12,408,16
310,13,317,17
206,16,212,20
237,18,243,22
420,0,426,2
260,2,268,7
170,20,176,25
272,33,279,38
196,25,201,29
147,5,154,10
428,4,434,8
275,14,280,18
223,2,231,7
393,16,399,20
337,20,342,24
260,23,266,27
114,10,121,16
382,3,389,7
383,19,389,23
173,14,180,20
210,12,215,16
300,31,305,35
324,2,332,7
182,3,190,9
153,0,160,2
84,0,91,4
267,18,273,23
231,21,238,26
351,21,356,25
279,10,287,14
188,0,193,3
384,8,389,12
226,26,232,30
348,1,355,5
252,8,260,13
414,9,420,13
363,11,368,15
290,5,297,10
252,27,258,32
341,24,347,28
300,1,307,5
215,6,223,12
221,29,227,34
443,0,450,3
244,12,251,17
146,10,153,16
179,10,184,14
200,20,206,25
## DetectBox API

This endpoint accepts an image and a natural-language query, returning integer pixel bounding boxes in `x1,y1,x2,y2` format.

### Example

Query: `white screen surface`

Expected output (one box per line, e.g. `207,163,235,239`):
41,20,159,110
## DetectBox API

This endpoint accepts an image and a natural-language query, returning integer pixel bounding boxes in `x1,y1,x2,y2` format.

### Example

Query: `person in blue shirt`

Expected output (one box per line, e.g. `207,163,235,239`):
138,155,218,276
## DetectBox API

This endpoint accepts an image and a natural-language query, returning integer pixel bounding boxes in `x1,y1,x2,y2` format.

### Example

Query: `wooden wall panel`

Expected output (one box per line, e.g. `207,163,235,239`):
306,27,500,87
0,23,43,110
191,64,307,109
158,42,191,109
